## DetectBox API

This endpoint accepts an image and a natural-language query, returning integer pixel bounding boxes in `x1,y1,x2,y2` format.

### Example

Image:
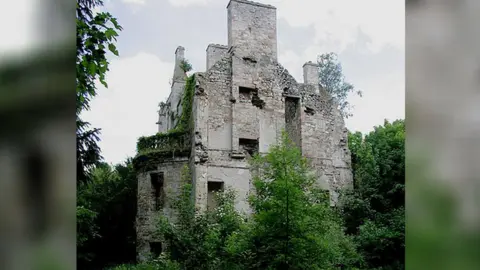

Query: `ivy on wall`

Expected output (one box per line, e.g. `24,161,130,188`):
173,74,195,133
136,130,189,153
133,74,196,172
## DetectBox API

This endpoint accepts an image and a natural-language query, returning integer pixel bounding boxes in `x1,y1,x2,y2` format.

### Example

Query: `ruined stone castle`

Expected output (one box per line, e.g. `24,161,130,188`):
135,0,352,261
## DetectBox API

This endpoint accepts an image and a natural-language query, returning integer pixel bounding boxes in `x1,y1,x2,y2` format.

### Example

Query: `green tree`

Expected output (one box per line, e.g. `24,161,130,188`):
156,166,245,270
317,52,361,118
77,159,137,269
341,119,405,270
227,133,362,269
76,0,122,184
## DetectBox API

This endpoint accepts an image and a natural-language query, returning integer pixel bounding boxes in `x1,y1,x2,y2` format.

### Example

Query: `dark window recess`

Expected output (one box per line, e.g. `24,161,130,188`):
251,92,265,109
171,113,176,124
207,181,224,209
238,86,265,109
239,86,254,102
285,96,301,148
149,242,163,258
242,56,257,64
150,172,165,211
239,138,259,156
304,106,315,115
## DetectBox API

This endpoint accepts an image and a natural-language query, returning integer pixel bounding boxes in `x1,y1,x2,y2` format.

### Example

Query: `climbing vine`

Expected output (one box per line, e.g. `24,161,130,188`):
133,73,196,172
173,74,195,133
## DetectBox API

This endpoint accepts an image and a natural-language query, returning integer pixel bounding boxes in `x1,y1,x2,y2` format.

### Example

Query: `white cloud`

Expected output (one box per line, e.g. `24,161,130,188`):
278,49,304,81
122,0,146,5
344,72,405,133
265,0,404,54
168,0,214,7
81,52,174,165
167,0,403,53
165,0,403,53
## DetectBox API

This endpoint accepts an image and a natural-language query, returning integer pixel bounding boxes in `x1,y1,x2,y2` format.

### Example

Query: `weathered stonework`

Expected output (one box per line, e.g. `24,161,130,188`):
136,157,189,262
137,0,353,262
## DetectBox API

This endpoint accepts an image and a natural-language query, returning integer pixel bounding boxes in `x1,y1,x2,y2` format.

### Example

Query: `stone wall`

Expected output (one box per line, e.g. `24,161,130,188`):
157,46,187,132
192,56,254,214
227,0,277,60
299,84,352,203
189,0,354,208
136,157,189,262
157,102,169,133
206,44,228,70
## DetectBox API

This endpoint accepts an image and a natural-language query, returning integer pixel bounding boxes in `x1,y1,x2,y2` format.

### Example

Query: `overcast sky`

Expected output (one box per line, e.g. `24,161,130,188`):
80,0,405,165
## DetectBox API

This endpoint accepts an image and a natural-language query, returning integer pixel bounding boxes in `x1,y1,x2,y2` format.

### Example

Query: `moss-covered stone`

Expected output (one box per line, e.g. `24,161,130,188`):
136,130,189,153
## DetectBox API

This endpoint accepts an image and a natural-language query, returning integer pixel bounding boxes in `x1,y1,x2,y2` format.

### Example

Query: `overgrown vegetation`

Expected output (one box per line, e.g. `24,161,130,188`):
77,160,137,269
340,119,405,269
136,130,190,154
317,52,362,118
155,166,245,270
76,1,129,269
230,133,362,269
133,72,196,172
115,130,406,270
78,119,405,270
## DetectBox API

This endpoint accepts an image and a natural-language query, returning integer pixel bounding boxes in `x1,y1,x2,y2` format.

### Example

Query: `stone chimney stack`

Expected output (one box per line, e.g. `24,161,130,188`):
227,0,277,59
206,44,228,70
173,46,186,81
303,61,320,93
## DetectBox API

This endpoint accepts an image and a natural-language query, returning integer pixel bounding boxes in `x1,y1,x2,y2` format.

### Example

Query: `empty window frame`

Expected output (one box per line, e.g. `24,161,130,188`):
207,181,224,210
150,172,165,211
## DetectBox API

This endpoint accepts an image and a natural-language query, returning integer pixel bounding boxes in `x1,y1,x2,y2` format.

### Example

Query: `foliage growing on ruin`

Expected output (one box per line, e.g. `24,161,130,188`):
131,134,363,269
136,130,190,153
158,101,169,115
154,165,246,270
134,74,196,172
133,148,191,172
317,52,362,119
173,74,196,133
180,59,193,73
340,119,405,270
78,120,406,270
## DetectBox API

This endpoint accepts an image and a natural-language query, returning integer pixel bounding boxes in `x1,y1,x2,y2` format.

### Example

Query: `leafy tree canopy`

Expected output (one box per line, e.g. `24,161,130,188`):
317,52,362,118
341,119,405,270
76,0,122,184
